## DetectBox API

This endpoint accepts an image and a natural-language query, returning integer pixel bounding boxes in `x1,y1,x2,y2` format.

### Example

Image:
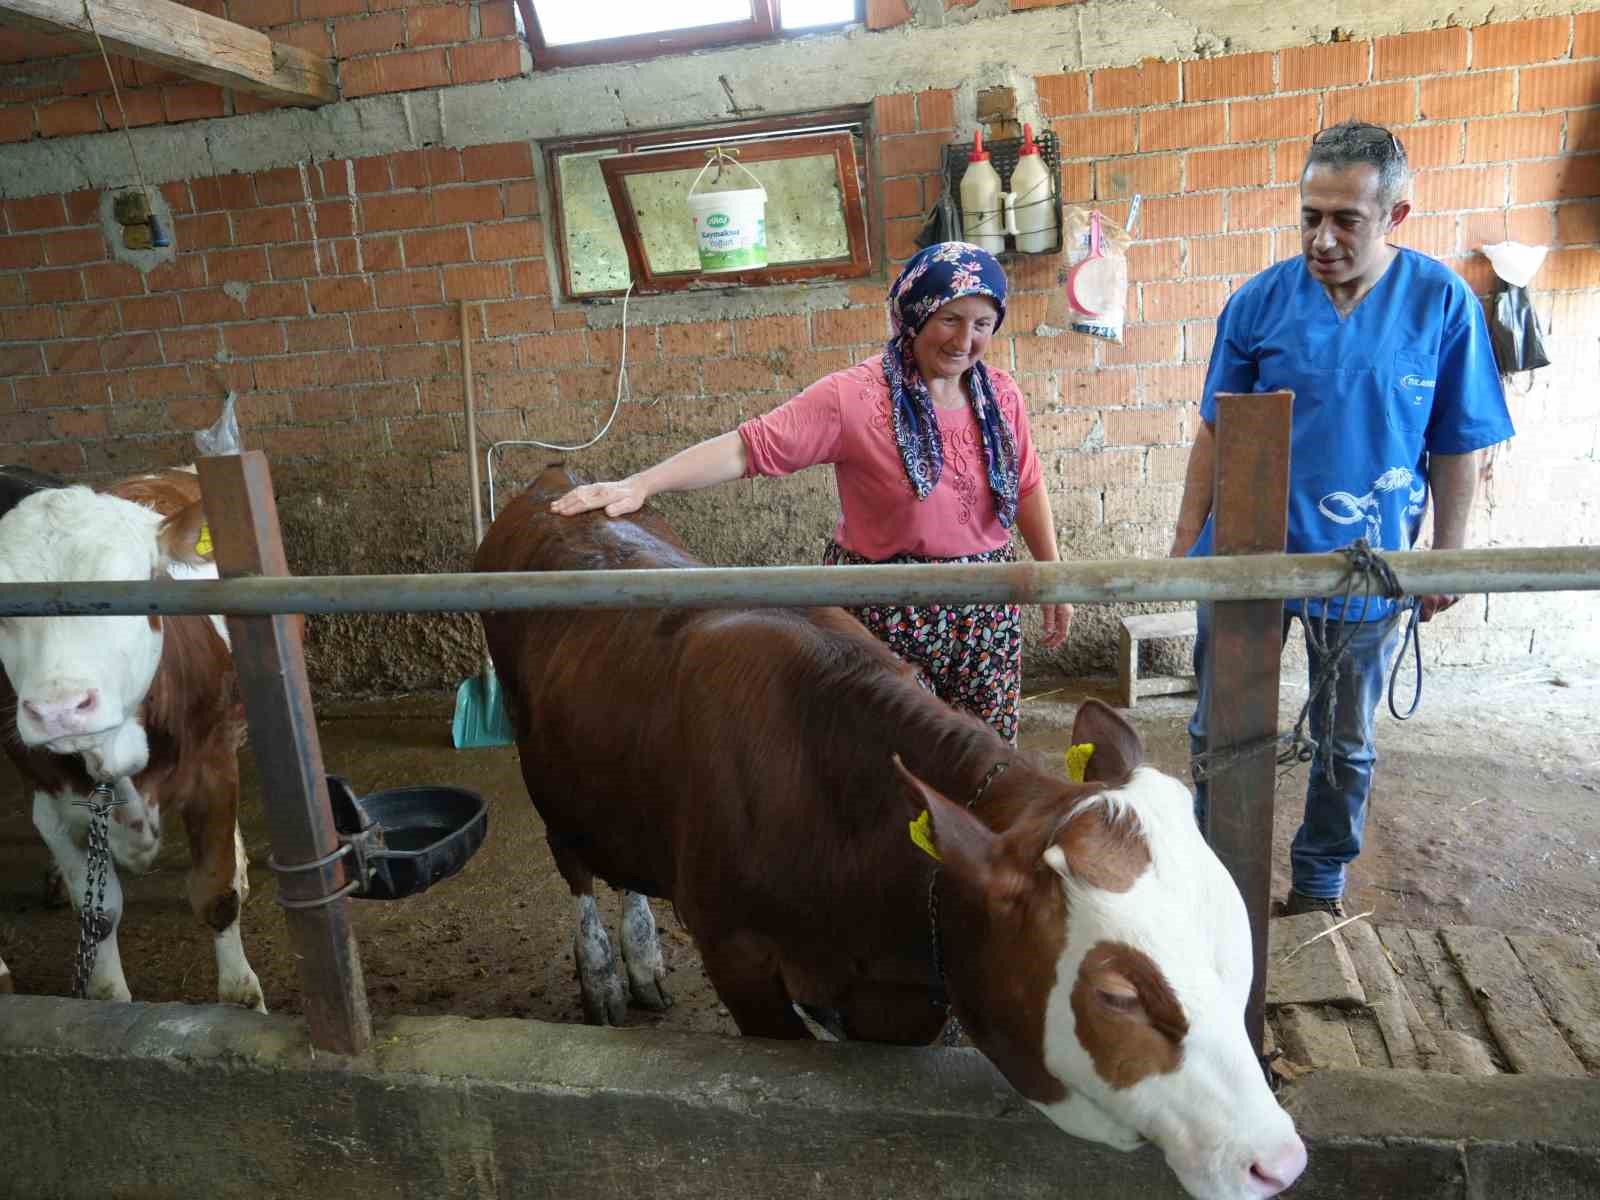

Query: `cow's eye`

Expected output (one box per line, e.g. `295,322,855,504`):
1096,986,1141,1015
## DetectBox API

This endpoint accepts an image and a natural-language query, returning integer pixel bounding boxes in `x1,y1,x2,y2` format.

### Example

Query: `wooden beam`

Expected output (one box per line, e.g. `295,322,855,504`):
0,0,336,107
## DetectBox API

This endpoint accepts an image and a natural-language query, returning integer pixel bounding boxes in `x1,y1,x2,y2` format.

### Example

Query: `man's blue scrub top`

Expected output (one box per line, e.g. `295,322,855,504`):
1190,247,1514,620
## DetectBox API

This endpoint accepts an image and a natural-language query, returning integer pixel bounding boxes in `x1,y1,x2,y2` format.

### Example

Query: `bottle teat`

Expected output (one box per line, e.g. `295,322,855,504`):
968,128,990,163
1019,123,1039,155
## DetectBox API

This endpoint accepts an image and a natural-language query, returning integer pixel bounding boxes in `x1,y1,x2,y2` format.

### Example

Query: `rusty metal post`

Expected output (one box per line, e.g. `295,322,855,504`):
1207,391,1292,1055
196,452,371,1056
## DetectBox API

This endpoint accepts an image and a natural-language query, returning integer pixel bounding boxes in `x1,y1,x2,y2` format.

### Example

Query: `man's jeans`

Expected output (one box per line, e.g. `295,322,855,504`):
1188,603,1403,900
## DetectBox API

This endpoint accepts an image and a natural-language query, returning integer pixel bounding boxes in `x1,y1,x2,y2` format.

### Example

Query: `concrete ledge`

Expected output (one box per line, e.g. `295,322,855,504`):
1,995,1597,1199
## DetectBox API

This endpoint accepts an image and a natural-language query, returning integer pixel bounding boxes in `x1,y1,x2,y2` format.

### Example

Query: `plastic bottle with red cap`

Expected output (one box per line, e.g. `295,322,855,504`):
1010,122,1058,254
958,128,1006,253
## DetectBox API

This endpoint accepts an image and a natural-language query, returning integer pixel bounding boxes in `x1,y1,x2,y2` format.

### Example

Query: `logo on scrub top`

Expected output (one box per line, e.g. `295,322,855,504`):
1401,375,1436,389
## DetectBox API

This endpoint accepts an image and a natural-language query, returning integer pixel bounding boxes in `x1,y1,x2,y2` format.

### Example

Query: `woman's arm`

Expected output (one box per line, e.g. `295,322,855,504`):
549,431,750,518
1015,486,1072,649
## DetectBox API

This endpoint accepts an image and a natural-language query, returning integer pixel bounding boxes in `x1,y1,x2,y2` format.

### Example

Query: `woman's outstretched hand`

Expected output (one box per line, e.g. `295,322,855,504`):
1039,602,1073,649
550,479,647,518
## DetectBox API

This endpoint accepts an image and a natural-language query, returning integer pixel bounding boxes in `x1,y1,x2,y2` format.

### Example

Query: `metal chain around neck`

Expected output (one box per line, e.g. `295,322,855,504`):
71,782,125,999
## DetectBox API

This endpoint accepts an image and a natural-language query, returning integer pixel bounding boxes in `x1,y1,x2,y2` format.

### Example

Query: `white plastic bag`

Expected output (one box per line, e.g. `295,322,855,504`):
194,392,243,457
1064,207,1132,344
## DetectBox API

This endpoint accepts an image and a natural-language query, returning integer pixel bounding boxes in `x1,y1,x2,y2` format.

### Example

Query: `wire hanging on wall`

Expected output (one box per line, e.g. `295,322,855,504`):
80,0,166,245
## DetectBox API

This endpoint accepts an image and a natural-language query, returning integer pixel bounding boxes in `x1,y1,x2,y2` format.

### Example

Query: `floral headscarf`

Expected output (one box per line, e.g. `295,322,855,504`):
883,242,1021,527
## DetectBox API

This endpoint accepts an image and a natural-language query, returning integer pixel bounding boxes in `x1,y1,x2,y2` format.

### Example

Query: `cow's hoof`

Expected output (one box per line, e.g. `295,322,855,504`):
629,973,672,1012
88,978,133,1003
579,964,629,1026
0,969,13,994
221,970,267,1013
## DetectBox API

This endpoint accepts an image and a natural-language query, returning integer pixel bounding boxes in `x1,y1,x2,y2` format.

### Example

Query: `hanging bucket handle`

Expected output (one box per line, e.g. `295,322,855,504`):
689,147,767,200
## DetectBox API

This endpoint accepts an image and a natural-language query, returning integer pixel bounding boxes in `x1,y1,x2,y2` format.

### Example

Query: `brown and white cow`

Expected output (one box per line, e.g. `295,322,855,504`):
0,469,263,1010
477,466,1305,1200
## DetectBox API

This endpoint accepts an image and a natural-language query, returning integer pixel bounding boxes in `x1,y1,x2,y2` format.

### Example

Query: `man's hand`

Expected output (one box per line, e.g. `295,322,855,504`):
1418,594,1460,622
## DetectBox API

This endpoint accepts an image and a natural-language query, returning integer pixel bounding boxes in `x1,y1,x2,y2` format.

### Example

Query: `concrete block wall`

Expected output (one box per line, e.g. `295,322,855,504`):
0,6,1596,694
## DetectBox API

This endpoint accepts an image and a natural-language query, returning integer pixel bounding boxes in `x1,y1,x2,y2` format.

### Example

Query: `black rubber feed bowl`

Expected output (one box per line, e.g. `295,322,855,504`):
326,776,489,901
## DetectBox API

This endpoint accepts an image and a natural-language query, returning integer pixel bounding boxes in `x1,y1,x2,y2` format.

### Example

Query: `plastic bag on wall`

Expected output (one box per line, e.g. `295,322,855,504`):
194,391,244,457
1063,206,1132,344
1484,285,1552,376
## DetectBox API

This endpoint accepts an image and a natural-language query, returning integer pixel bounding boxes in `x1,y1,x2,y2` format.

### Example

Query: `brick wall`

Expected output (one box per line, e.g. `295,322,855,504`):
0,0,521,141
0,13,1596,692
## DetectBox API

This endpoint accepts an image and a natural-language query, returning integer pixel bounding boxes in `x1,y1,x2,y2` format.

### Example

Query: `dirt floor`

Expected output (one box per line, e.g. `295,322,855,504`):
1,663,1596,1038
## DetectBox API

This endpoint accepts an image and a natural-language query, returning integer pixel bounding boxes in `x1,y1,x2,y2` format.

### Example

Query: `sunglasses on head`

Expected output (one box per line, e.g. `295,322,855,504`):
1313,125,1405,157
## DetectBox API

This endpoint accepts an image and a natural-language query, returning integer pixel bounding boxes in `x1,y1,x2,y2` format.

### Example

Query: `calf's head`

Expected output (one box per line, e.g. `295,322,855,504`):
902,699,1306,1200
0,487,210,782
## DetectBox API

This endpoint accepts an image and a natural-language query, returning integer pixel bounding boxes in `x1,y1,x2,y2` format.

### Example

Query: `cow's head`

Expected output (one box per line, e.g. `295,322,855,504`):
0,486,210,782
899,699,1306,1200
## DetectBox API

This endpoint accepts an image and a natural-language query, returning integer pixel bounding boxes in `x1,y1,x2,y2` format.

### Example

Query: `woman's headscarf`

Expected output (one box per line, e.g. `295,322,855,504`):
883,242,1021,528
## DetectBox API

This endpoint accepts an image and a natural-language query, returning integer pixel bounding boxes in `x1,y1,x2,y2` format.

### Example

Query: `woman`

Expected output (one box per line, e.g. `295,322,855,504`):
552,241,1070,743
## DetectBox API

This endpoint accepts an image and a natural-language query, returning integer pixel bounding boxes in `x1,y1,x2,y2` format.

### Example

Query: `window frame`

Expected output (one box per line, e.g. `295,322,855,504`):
514,0,861,70
545,110,875,301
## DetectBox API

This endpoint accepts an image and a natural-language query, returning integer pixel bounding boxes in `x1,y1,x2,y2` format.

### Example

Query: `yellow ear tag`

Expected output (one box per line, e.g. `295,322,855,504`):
195,524,213,558
1065,742,1095,783
908,810,942,862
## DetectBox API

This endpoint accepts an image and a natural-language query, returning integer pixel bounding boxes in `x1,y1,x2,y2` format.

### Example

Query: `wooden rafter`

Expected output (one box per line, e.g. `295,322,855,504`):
0,0,336,107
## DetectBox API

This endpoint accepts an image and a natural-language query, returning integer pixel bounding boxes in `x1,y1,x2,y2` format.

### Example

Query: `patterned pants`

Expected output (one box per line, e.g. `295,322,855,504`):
823,540,1023,744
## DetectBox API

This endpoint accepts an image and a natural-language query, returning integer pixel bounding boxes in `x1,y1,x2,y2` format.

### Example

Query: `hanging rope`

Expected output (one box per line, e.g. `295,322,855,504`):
80,0,153,200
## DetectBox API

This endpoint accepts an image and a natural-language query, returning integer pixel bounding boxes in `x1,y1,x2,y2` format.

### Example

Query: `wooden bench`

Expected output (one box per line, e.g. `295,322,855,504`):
1116,609,1199,709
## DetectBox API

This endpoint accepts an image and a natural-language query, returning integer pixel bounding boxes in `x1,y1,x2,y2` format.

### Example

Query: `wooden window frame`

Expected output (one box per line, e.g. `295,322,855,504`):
513,0,860,70
546,111,875,301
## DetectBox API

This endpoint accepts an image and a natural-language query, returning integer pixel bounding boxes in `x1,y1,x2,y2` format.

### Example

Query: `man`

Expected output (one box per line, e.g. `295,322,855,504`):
1170,120,1514,919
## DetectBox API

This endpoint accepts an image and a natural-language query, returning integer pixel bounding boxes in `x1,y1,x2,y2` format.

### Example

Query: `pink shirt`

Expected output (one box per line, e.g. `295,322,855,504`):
737,358,1043,560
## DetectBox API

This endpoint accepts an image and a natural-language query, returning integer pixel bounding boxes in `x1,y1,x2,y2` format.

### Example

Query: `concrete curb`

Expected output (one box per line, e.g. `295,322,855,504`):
1,995,1596,1198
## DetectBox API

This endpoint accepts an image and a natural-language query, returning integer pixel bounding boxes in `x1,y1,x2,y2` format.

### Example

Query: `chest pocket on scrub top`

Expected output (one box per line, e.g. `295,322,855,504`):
1388,351,1437,437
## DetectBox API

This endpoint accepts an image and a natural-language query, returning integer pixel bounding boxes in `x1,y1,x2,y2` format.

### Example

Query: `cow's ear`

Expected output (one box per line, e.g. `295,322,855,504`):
157,503,213,568
1069,698,1143,783
894,756,1030,910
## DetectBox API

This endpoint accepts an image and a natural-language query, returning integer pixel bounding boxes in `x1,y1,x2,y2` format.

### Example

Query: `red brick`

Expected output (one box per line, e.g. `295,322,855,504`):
473,219,543,261
1578,12,1600,57
223,321,286,357
44,229,106,265
162,328,220,362
1141,104,1227,152
351,155,391,194
1375,28,1469,79
1411,166,1509,213
1096,154,1182,198
1134,194,1223,239
5,195,66,232
1472,17,1571,69
1572,111,1600,155
1230,94,1319,144
480,0,517,37
244,283,309,319
407,5,471,45
1102,407,1184,447
192,174,258,212
882,176,923,220
0,234,44,269
1184,52,1274,101
1325,81,1418,127
253,166,311,206
0,106,36,143
452,41,522,85
1391,213,1455,258
1228,185,1298,232
1512,155,1600,204
514,330,586,369
79,262,142,297
1012,335,1094,373
661,320,734,358
375,268,442,307
918,88,956,131
179,288,243,324
362,193,433,232
1420,71,1515,119
1465,115,1565,162
878,132,945,177
1555,201,1600,244
404,227,472,266
1053,113,1137,158
1505,205,1554,245
1037,72,1090,118
461,141,533,183
38,97,102,137
1461,210,1510,252
442,263,510,300
24,268,82,303
735,315,809,355
873,94,916,135
341,49,451,98
49,409,110,439
298,0,364,18
234,206,299,244
207,247,271,283
162,82,226,122
3,305,60,339
1541,247,1600,290
120,294,182,330
1127,239,1181,281
230,0,295,25
1187,146,1271,191
309,276,375,312
1393,122,1464,169
511,260,550,297
1519,62,1600,113
433,184,504,225
1092,61,1179,110
1188,232,1273,277
144,251,212,292
1279,41,1369,92
101,88,164,130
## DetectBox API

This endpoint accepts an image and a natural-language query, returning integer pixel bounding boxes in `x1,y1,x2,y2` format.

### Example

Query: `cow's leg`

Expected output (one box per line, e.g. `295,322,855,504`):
618,890,670,1011
107,777,161,875
838,982,948,1045
697,933,810,1039
575,893,628,1025
178,759,265,1012
32,789,132,1002
0,950,12,993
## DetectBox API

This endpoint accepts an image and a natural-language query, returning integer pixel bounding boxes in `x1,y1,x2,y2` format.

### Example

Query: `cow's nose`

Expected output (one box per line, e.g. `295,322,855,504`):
1248,1136,1308,1195
23,689,101,735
